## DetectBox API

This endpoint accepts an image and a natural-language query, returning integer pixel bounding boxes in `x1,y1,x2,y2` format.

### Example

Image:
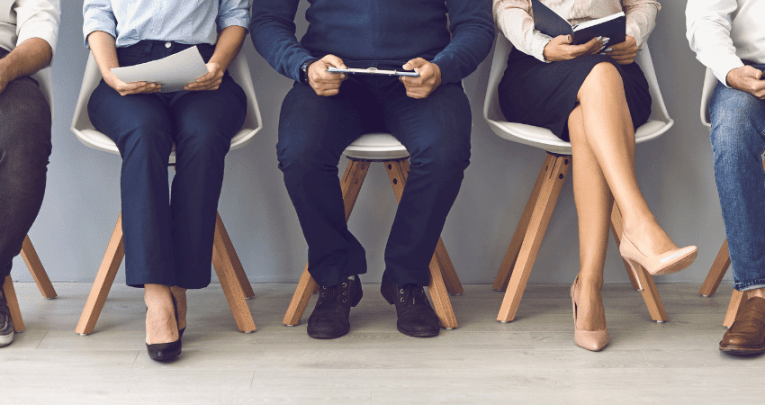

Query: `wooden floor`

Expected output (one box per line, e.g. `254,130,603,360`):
1,281,763,404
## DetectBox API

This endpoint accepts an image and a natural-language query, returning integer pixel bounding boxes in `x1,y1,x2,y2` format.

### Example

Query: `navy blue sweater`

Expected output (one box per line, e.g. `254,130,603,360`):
250,0,495,85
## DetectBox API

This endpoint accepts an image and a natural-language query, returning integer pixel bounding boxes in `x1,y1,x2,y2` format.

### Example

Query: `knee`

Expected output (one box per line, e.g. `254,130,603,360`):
710,95,765,159
0,106,51,165
177,120,233,159
580,62,623,98
408,136,471,177
276,133,339,174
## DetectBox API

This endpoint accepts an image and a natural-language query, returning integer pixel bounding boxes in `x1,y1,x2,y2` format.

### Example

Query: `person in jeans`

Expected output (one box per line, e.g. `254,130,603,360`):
83,0,249,361
0,0,59,348
250,0,494,339
687,0,765,355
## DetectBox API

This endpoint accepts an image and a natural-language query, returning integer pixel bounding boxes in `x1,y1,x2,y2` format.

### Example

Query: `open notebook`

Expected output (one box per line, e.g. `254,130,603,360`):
531,0,626,46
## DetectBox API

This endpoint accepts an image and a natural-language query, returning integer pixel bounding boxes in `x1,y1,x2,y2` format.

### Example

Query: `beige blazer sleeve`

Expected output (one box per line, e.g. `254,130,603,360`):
493,0,553,62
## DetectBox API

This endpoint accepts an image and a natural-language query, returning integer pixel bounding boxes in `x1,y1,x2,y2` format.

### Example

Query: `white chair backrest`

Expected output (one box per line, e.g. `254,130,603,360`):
70,47,262,156
700,68,717,128
31,67,54,118
483,35,674,155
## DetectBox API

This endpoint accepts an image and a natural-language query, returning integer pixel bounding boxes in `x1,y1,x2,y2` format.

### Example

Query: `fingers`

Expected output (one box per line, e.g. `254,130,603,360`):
403,57,428,71
322,54,347,69
308,55,347,96
117,81,161,96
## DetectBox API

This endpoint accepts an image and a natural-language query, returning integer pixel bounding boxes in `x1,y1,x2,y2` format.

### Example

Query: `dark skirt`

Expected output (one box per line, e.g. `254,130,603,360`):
498,50,652,141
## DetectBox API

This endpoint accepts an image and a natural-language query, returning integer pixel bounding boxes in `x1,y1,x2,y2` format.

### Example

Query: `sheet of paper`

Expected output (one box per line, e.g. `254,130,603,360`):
111,46,209,93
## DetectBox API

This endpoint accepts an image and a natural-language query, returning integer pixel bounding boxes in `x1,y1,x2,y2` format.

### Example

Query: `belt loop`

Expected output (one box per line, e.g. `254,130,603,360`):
143,41,153,54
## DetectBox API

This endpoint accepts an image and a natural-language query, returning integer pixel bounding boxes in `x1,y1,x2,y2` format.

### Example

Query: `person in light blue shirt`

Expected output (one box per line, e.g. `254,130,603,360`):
82,0,249,362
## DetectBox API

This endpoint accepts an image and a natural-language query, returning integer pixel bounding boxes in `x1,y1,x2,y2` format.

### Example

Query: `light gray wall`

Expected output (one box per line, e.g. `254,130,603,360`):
12,0,726,287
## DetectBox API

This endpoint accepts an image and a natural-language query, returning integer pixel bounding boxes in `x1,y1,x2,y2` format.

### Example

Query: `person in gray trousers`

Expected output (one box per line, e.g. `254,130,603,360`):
0,0,60,348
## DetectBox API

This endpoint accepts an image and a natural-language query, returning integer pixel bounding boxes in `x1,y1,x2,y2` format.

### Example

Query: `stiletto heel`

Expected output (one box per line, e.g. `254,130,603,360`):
571,277,609,352
146,295,181,362
619,233,697,276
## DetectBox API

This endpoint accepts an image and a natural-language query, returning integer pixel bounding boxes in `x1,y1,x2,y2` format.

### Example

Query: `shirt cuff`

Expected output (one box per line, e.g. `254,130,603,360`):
218,16,250,31
531,33,553,63
430,54,460,85
17,25,57,55
712,55,746,88
83,21,116,49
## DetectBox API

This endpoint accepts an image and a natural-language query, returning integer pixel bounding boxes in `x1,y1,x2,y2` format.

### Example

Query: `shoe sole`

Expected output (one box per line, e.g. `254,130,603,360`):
649,249,698,276
0,331,13,347
397,325,439,338
719,342,765,356
307,326,351,340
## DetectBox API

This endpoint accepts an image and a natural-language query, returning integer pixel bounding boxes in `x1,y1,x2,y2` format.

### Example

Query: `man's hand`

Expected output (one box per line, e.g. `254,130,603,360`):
400,58,441,99
604,36,638,65
103,71,160,96
543,35,603,62
307,55,347,96
186,62,224,91
727,66,765,99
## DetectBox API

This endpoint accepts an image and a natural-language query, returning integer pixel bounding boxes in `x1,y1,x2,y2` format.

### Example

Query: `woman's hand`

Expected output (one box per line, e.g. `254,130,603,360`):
185,62,224,91
103,71,161,96
604,36,638,65
543,35,603,62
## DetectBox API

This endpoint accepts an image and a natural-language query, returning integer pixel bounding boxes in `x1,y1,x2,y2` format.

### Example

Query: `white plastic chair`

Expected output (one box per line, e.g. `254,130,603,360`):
282,133,465,330
696,68,746,327
69,49,262,335
5,68,59,333
484,35,674,323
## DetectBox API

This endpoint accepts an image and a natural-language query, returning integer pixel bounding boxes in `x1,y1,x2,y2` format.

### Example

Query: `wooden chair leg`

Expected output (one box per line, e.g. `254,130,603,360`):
724,290,746,328
700,240,731,297
20,235,57,299
497,154,570,323
76,214,125,335
212,214,256,333
3,275,24,332
211,213,255,300
386,159,459,328
609,203,668,322
493,154,556,291
282,159,370,326
434,238,464,295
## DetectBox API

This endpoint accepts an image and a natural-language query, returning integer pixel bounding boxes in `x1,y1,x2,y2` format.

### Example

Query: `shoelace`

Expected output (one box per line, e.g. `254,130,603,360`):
397,285,428,306
316,281,350,306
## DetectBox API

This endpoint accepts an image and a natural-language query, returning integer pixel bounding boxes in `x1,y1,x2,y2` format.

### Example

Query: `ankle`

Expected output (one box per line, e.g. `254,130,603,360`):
746,288,765,300
576,275,604,292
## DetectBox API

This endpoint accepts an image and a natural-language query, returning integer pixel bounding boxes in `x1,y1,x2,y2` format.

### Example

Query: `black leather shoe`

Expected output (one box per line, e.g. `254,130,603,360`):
307,277,363,339
146,295,182,361
0,281,14,348
381,271,440,338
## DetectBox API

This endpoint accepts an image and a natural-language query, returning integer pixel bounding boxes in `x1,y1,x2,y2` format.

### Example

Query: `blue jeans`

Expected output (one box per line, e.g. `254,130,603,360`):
278,72,471,287
709,65,765,291
88,41,247,289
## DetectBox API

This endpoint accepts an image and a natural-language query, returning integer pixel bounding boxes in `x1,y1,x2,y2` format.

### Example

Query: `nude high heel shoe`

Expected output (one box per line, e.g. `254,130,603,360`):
571,277,609,352
619,234,697,276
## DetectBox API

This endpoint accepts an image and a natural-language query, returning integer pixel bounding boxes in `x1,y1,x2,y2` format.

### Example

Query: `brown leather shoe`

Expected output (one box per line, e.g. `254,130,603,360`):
720,296,765,355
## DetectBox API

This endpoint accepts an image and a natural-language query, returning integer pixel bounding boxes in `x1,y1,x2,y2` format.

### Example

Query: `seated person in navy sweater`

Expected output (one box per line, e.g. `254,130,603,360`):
251,0,494,339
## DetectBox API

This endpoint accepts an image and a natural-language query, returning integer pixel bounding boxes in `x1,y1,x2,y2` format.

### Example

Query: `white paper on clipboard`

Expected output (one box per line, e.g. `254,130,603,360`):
111,46,209,93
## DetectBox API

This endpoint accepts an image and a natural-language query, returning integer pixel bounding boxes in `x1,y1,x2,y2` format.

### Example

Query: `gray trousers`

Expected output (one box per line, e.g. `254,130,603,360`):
0,53,51,282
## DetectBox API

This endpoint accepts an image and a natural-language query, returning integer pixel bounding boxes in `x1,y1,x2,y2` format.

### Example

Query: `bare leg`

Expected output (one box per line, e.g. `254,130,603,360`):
569,106,609,332
171,286,187,331
144,284,179,345
576,63,677,257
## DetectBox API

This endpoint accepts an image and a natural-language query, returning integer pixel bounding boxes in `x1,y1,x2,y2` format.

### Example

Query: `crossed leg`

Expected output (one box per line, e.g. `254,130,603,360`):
568,62,678,332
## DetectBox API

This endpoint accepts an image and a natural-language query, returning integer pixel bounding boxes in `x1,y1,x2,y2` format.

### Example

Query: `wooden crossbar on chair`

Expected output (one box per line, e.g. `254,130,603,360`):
699,239,742,328
494,153,668,323
282,157,463,329
75,212,256,335
4,236,59,332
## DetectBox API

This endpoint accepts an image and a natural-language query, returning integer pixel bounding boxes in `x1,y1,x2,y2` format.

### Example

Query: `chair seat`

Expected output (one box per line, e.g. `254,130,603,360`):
75,127,255,163
343,133,409,161
489,119,671,155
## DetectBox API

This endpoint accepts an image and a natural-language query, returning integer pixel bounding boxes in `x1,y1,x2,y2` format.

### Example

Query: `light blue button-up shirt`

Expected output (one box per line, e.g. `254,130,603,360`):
83,0,249,48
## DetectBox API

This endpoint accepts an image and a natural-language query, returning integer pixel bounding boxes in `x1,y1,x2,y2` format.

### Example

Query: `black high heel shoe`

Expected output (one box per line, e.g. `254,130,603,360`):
146,295,182,362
